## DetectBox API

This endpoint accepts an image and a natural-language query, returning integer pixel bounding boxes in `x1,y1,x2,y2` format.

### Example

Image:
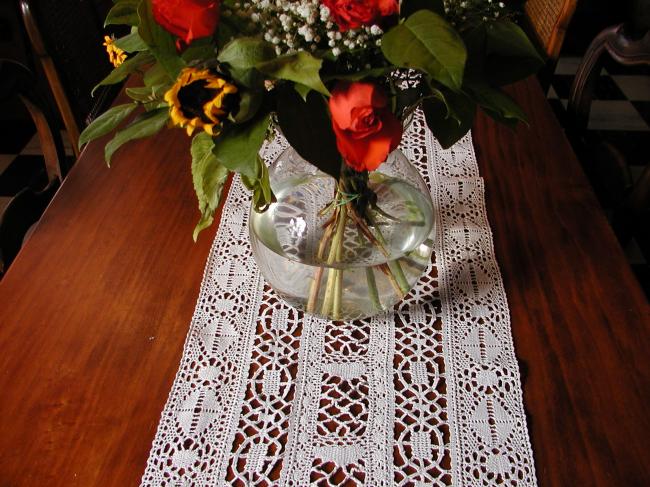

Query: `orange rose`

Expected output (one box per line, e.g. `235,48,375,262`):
152,0,220,46
329,81,403,171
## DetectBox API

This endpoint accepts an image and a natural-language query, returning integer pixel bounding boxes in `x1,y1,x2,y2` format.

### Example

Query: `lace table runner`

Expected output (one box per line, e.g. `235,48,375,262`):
141,112,537,486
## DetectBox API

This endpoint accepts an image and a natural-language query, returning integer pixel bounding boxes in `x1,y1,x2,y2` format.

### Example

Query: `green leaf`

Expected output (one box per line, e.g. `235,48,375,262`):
78,103,137,149
465,80,527,127
92,51,155,95
242,156,274,212
125,86,157,102
276,87,341,180
143,62,173,97
181,38,216,63
422,88,476,149
232,91,262,123
483,21,544,86
217,37,275,70
104,108,169,164
105,0,142,26
257,51,330,96
322,66,392,82
113,30,148,52
227,66,265,90
294,83,311,102
464,21,544,86
381,10,467,90
191,132,230,240
400,0,445,18
137,0,185,78
212,112,271,180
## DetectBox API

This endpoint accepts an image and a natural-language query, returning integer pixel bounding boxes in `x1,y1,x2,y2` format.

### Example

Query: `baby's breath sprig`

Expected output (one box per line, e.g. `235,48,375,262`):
444,0,510,29
222,0,383,59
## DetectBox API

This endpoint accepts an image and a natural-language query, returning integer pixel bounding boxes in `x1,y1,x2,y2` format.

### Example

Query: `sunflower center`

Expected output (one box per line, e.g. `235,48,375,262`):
177,80,219,123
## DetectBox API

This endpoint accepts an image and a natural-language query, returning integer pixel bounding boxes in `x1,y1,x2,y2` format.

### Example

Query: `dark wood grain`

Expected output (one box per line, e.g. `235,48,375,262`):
477,79,650,486
0,106,221,485
0,77,648,486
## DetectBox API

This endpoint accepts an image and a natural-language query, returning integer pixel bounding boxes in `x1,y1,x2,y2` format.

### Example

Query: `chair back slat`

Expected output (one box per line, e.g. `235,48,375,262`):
525,0,578,60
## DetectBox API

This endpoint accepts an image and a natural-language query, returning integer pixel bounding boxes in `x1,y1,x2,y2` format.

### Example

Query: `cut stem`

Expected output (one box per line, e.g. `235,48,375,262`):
366,267,381,312
321,203,348,317
306,219,336,314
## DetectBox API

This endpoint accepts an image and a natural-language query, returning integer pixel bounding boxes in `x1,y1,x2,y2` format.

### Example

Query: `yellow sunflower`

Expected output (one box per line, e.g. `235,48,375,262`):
164,67,238,137
103,35,127,68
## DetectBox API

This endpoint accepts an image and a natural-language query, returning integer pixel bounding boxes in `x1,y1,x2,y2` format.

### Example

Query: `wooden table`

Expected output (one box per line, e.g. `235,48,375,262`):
0,77,648,486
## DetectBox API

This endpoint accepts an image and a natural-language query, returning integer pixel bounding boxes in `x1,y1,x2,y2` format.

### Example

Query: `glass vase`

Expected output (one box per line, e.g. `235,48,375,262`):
249,147,436,321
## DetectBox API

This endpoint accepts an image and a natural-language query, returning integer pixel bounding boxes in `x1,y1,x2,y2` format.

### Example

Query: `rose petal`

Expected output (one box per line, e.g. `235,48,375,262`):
330,82,371,129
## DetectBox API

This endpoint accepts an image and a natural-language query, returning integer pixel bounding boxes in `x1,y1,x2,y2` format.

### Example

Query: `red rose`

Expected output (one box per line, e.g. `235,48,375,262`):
322,0,398,32
152,0,220,46
329,81,403,172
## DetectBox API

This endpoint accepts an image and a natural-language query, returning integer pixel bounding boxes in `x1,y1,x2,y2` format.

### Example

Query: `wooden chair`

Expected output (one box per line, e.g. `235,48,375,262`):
0,59,66,275
567,24,650,254
568,24,650,129
524,0,579,89
19,0,120,157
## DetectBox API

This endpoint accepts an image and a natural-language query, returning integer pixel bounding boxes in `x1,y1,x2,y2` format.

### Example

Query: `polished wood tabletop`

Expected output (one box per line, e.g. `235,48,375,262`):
0,76,648,486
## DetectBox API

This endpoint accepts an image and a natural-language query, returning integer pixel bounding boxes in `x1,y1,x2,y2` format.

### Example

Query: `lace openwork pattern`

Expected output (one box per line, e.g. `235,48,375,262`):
141,112,537,486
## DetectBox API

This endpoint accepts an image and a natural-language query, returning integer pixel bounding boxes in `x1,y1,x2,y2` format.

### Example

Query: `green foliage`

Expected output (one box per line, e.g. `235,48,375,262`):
382,10,467,90
191,132,230,240
89,0,543,237
241,156,274,213
104,108,169,164
105,0,142,27
276,86,341,180
143,62,173,97
217,37,276,69
400,0,445,18
180,38,216,63
232,91,263,123
137,0,185,78
78,103,137,150
209,111,274,212
113,30,148,52
422,88,476,149
125,86,157,102
465,80,527,127
323,66,392,83
92,51,154,95
463,20,544,86
257,52,330,96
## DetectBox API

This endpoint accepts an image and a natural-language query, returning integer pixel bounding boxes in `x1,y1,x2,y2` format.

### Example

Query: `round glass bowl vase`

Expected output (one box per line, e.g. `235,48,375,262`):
249,147,436,321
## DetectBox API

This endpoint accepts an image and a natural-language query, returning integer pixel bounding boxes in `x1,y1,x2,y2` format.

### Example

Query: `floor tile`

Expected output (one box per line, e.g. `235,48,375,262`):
550,74,574,99
593,75,627,100
602,59,650,76
554,57,583,76
547,99,569,126
612,75,650,101
631,101,650,127
0,120,35,154
588,131,650,167
0,154,16,175
21,130,74,157
0,155,48,196
588,101,650,131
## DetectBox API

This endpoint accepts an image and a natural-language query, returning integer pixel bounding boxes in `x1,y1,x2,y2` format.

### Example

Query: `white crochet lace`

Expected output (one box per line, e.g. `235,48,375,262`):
141,112,537,486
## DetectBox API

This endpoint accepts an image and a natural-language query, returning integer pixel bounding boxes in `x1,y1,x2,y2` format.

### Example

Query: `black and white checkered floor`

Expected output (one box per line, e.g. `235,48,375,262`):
0,119,73,215
547,57,649,295
0,60,648,295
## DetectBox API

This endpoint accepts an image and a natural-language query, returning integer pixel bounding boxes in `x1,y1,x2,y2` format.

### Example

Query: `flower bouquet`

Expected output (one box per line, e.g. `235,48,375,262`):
83,0,542,319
